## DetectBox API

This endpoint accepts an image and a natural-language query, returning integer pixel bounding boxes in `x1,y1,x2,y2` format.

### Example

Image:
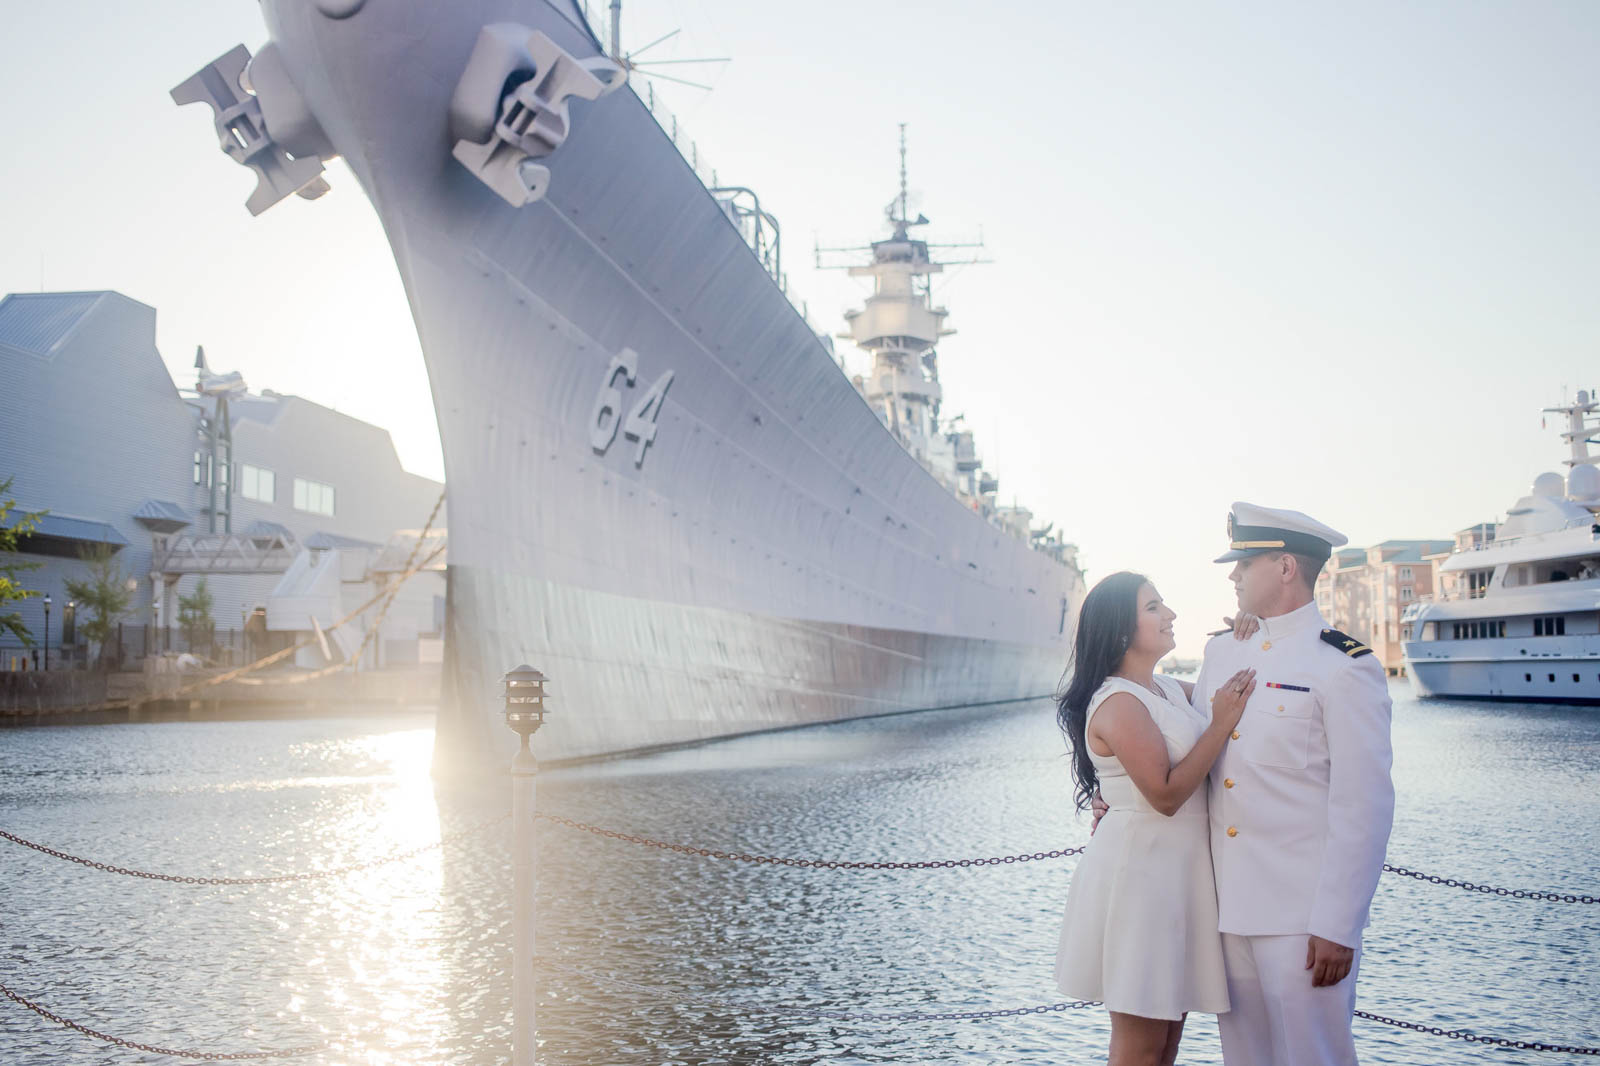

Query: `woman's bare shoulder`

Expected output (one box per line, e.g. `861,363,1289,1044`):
1091,688,1151,721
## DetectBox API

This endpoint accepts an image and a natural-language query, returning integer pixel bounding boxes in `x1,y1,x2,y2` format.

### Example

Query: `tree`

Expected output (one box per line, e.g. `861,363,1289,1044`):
64,543,132,668
178,577,215,655
0,477,44,647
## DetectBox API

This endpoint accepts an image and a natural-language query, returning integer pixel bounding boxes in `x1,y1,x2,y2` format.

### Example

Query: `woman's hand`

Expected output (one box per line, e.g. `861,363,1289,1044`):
1209,668,1256,730
1230,613,1261,641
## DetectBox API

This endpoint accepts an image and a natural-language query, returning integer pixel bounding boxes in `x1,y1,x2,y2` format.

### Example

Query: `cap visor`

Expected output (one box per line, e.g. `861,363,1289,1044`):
1213,548,1266,564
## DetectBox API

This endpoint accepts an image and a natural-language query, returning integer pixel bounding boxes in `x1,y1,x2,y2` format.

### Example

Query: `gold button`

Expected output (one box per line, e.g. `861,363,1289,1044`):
1261,640,1272,650
1227,826,1238,837
1231,730,1241,740
1224,778,1235,789
1277,704,1285,712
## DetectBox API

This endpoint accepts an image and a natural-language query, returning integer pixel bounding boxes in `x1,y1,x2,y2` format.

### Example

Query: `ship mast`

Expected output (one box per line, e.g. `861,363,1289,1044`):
817,127,994,502
1544,389,1600,467
821,129,946,455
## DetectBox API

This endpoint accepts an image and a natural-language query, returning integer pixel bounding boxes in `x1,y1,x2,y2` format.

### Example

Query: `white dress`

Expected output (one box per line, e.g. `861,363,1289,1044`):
1054,674,1230,1019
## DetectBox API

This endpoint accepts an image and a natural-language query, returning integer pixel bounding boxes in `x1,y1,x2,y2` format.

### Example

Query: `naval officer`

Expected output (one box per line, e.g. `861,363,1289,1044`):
1196,502,1395,1066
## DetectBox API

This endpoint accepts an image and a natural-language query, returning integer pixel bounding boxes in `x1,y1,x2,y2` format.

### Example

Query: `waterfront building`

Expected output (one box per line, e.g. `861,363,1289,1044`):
0,290,444,670
1315,539,1453,675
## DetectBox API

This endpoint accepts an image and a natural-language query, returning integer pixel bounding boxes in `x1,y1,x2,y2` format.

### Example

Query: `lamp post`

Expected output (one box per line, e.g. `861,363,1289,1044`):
503,664,548,1066
42,594,51,671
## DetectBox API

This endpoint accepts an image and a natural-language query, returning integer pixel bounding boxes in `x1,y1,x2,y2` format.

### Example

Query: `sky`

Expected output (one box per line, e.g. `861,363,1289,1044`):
3,1,1599,655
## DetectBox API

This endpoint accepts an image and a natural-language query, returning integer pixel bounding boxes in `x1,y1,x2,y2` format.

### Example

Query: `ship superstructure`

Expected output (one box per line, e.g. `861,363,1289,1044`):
827,130,1076,565
1403,392,1600,702
172,0,1085,762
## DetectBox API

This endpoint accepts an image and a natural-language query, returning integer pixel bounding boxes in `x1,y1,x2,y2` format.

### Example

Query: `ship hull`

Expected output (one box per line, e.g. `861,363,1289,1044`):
1405,638,1600,704
443,564,1063,761
260,0,1082,761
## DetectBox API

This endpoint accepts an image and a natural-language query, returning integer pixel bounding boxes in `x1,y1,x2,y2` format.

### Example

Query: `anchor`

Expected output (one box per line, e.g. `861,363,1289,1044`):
448,25,626,207
170,43,335,216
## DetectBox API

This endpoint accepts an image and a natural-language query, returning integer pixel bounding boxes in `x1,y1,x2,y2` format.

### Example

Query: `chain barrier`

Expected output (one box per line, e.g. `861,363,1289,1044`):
0,814,507,885
545,957,1101,1021
535,815,1599,900
1354,1010,1600,1056
10,811,1599,902
0,980,325,1060
1381,864,1599,904
6,807,1598,1055
534,812,1086,868
547,959,1600,1051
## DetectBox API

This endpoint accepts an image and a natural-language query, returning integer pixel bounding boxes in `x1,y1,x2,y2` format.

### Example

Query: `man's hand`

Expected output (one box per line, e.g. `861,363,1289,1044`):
1305,935,1354,987
1090,790,1108,835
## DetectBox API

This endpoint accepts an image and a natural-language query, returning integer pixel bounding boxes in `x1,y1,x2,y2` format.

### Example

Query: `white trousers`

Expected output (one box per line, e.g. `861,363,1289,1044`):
1219,933,1361,1066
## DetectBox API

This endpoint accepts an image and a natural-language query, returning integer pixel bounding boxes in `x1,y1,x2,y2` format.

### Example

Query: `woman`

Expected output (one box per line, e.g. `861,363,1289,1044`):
1054,571,1255,1066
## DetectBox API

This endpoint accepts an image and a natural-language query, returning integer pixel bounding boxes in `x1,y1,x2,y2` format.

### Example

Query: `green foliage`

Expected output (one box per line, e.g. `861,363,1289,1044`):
0,476,44,646
63,543,133,658
178,577,215,652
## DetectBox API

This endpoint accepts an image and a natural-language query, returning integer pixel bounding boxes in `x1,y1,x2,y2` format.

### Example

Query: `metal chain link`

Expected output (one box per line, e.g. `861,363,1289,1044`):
1382,864,1599,904
1355,1010,1600,1055
15,811,1599,900
532,812,1087,868
536,815,1600,901
0,814,508,885
544,957,1100,1021
548,959,1600,1050
0,980,325,1060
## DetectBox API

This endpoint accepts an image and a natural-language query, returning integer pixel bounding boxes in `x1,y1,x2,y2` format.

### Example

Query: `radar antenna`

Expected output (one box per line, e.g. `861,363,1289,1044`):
602,2,729,91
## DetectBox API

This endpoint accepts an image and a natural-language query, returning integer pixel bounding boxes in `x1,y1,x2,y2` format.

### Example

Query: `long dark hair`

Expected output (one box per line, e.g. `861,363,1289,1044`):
1055,571,1148,811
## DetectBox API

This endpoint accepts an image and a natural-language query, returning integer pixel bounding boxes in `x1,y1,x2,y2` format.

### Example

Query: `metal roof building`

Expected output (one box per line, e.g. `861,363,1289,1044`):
1,290,444,668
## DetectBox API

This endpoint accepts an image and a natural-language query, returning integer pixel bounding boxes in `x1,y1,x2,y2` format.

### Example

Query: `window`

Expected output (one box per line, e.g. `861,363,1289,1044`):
1400,587,1413,602
1534,616,1566,637
239,464,275,503
1400,566,1413,581
293,477,335,516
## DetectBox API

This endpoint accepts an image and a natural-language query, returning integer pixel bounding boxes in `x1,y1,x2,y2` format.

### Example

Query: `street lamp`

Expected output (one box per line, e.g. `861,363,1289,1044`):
504,664,549,745
503,664,548,1066
42,594,51,671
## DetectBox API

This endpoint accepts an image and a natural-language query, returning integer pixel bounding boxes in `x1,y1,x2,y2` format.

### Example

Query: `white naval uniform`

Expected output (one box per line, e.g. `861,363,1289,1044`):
1194,601,1395,1066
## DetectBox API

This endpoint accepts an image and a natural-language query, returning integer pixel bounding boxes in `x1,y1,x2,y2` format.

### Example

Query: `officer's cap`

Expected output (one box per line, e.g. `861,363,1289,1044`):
1215,501,1348,564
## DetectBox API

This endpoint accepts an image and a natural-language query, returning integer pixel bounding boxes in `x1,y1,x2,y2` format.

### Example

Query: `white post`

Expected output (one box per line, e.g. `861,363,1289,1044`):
511,735,538,1065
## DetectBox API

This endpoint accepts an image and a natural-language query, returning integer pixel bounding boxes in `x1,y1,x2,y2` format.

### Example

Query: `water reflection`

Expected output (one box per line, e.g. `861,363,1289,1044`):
1,691,1597,1064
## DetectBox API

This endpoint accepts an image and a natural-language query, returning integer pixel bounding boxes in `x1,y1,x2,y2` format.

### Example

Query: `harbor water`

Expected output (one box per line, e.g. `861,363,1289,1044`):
1,683,1596,1064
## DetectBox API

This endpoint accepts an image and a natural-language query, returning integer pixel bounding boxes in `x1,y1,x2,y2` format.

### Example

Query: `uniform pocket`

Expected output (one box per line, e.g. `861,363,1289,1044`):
1241,691,1314,769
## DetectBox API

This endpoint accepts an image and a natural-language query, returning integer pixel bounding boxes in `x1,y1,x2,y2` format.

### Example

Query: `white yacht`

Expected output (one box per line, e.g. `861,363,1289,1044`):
1403,393,1600,702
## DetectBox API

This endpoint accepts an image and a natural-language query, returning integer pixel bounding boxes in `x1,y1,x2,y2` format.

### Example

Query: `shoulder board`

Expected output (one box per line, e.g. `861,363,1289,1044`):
1320,628,1373,658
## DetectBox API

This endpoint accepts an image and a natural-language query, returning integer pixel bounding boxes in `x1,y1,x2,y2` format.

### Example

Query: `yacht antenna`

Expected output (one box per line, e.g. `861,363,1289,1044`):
610,0,621,61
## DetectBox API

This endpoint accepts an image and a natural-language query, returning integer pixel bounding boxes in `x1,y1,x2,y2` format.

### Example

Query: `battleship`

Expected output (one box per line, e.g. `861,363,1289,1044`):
172,0,1085,762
